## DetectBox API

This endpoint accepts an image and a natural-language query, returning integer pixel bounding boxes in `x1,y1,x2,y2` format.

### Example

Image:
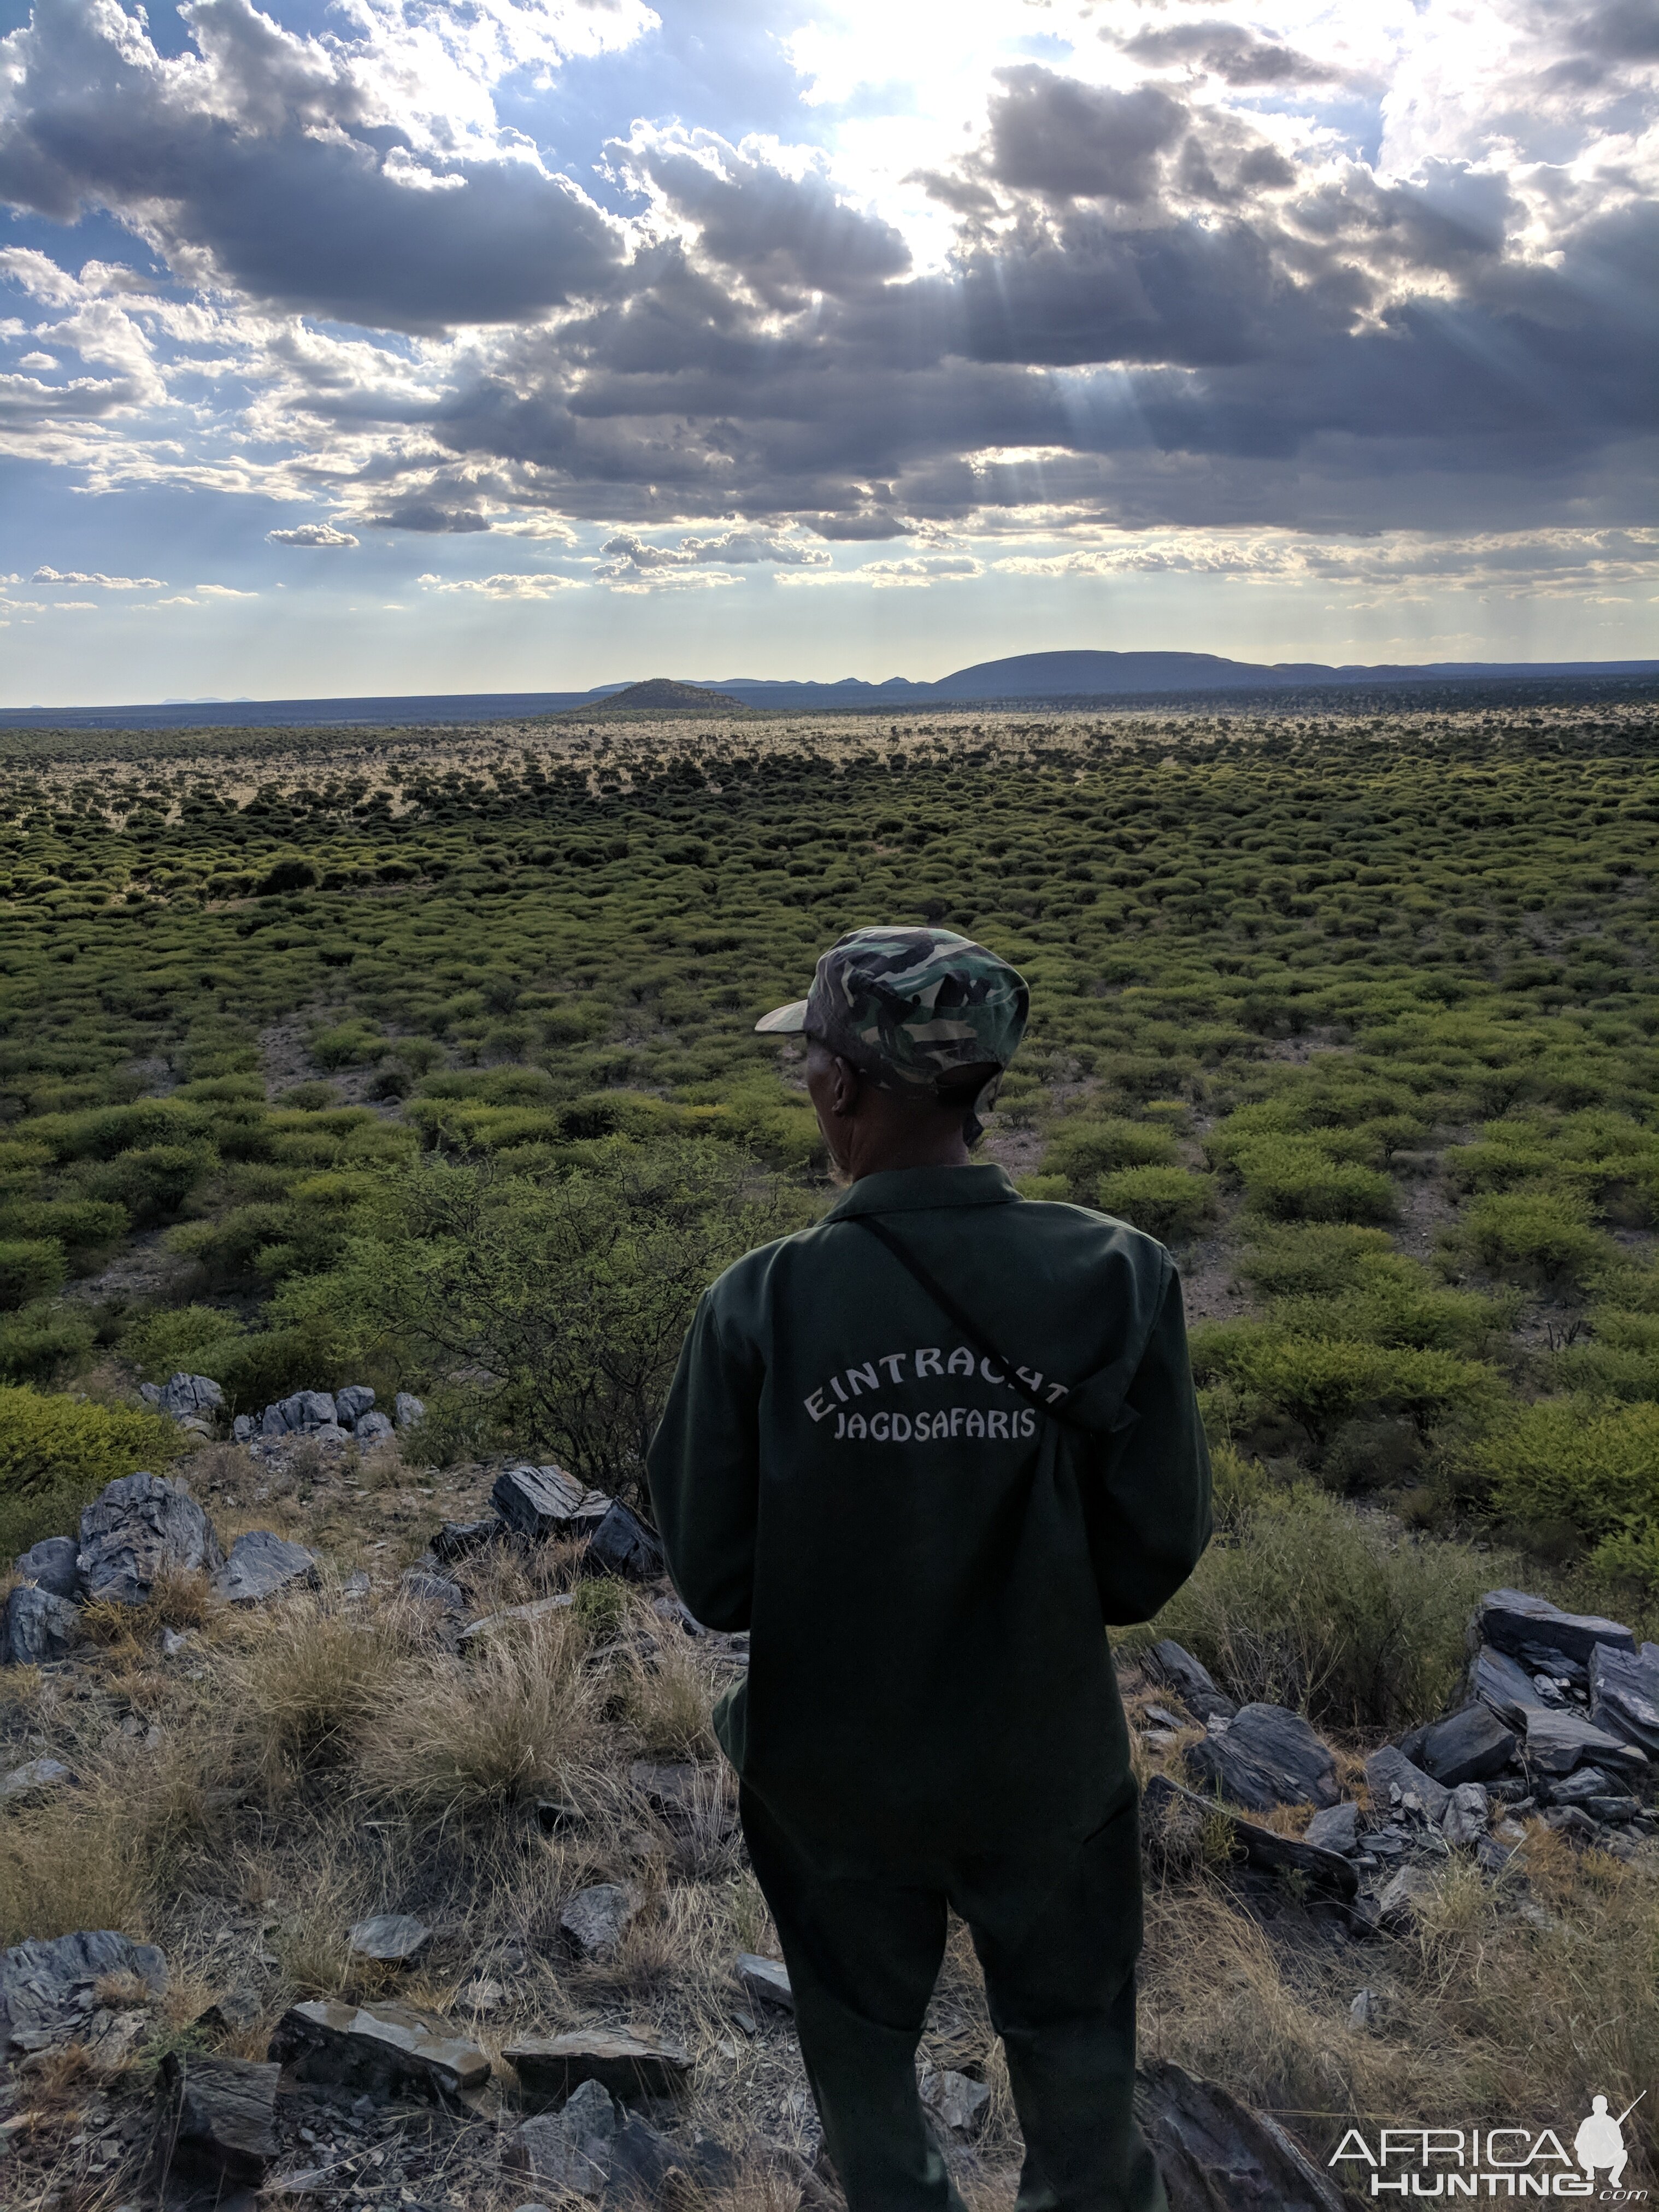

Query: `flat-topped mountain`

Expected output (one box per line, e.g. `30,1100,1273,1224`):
580,677,744,713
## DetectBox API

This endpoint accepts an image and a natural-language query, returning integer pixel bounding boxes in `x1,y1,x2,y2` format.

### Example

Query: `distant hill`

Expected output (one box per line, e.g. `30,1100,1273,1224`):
3,653,1655,732
567,676,745,715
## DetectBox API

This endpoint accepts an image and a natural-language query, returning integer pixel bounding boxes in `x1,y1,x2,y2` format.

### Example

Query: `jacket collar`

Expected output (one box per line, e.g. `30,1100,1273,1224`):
821,1162,1023,1222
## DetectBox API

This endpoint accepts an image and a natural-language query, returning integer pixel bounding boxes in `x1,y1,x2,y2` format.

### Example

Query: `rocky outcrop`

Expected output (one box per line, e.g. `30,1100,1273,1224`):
1184,1703,1339,1814
492,1463,612,1542
158,1372,225,1421
1144,1639,1237,1722
1589,1642,1659,1754
211,1529,319,1606
1143,1774,1358,1897
1417,1704,1517,1786
1,1929,167,2060
1476,1590,1636,1669
505,2028,692,2109
267,1998,490,2106
586,1500,666,1581
78,1472,223,1606
12,1535,80,1597
157,2049,279,2190
3,1581,83,1664
1136,2061,1345,2212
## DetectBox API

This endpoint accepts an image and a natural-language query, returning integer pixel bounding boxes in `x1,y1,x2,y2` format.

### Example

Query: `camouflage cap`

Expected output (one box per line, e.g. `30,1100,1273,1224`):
755,927,1029,1104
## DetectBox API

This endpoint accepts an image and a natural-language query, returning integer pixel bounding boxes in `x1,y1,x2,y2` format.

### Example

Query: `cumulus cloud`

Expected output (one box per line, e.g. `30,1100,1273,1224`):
267,523,360,548
369,500,491,533
595,528,833,583
417,569,582,597
32,564,163,588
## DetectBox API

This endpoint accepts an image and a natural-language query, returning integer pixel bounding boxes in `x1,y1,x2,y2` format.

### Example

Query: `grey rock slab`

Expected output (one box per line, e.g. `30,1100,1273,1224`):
492,1464,611,1543
346,1914,431,1964
1440,1783,1490,1849
231,1414,256,1444
1376,1865,1441,1932
1419,1704,1518,1786
1302,1802,1361,1856
1472,1645,1555,1732
1134,2061,1345,2212
4,1581,83,1664
460,1593,575,1643
0,1929,167,2058
1143,1774,1358,1897
267,1998,490,2105
393,1391,426,1430
1,1756,76,1804
1546,1766,1616,1804
920,2066,991,2135
735,1952,795,2010
13,1535,80,1598
333,1385,375,1425
628,1760,702,1817
432,1517,501,1564
1144,1639,1237,1723
1478,1589,1635,1669
1589,1641,1659,1755
258,1391,337,1438
399,1570,467,1614
1183,1703,1339,1814
1525,1706,1649,1776
353,1411,395,1444
1364,1745,1451,1825
1587,1795,1644,1822
505,2076,617,2198
158,2049,279,2189
584,1499,666,1582
505,2028,691,2109
78,1472,223,1606
559,1884,643,1960
158,1373,225,1421
211,1530,319,1607
140,1380,162,1405
609,2114,739,2199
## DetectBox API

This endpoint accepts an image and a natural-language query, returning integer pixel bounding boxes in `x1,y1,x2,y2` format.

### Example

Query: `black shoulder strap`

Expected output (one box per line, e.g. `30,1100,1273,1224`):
845,1211,1083,1429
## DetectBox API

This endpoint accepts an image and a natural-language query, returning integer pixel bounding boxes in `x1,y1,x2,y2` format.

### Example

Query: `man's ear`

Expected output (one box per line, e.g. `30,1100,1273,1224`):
829,1054,863,1117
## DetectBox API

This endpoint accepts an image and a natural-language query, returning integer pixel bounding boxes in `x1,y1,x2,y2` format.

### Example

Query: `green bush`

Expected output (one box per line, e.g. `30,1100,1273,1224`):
1127,1482,1507,1728
1042,1115,1178,1198
0,1301,98,1386
121,1303,249,1384
1191,1324,1490,1453
1453,1187,1614,1285
1467,1397,1659,1575
79,1143,216,1228
0,1385,185,1558
0,1238,67,1311
1097,1166,1216,1242
1233,1223,1396,1297
0,1199,128,1255
1226,1136,1398,1224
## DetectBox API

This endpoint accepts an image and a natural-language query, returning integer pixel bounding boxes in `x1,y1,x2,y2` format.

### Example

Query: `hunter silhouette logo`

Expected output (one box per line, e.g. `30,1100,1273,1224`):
1576,2095,1644,2191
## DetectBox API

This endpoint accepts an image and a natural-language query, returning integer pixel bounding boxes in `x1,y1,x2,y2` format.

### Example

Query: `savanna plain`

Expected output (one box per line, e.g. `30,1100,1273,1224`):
3,695,1659,2210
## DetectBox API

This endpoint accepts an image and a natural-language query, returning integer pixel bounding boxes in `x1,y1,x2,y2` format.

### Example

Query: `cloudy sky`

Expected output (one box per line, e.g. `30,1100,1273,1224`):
1,0,1655,704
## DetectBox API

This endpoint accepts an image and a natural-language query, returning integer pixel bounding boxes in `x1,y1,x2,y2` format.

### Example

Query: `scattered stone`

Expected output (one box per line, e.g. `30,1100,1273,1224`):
1586,1795,1644,1823
267,1999,490,2105
212,1530,319,1607
393,1391,426,1430
1302,1803,1361,1856
1142,1704,1185,1732
354,1411,396,1444
919,2066,990,2135
1364,1745,1451,1826
1376,1865,1440,1932
12,1534,80,1597
492,1464,613,1542
432,1518,502,1564
460,1593,575,1643
260,1390,338,1438
1476,1833,1523,1880
78,1472,224,1605
1348,1989,1378,2031
1477,1590,1635,1669
342,1570,372,1599
140,1380,163,1405
1524,1707,1648,1777
1440,1783,1490,1849
629,1760,701,1817
505,2028,692,2109
158,2049,279,2190
162,1626,193,1656
1418,1704,1517,1786
1144,1639,1237,1722
559,1884,643,1960
1,1756,75,1804
1471,1645,1555,1732
158,1373,226,1422
1542,1805,1600,1844
399,1570,468,1614
346,1914,431,1964
1134,2060,1345,2212
735,1954,794,2011
1143,1775,1358,1897
1184,1703,1339,1815
455,1978,503,2013
1589,1642,1659,1755
609,2113,739,2199
4,1581,83,1664
1547,1766,1615,1805
334,1384,375,1425
585,1499,666,1582
1,1929,167,2059
232,1414,256,1444
506,2076,617,2198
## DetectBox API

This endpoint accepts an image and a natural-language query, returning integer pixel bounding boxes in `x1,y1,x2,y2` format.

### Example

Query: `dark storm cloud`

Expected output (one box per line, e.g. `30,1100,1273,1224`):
637,142,912,301
0,0,626,331
986,68,1188,202
1119,20,1334,87
366,501,491,533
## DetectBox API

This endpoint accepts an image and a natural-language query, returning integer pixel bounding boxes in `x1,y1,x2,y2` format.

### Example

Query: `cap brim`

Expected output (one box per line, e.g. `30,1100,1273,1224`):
754,998,810,1035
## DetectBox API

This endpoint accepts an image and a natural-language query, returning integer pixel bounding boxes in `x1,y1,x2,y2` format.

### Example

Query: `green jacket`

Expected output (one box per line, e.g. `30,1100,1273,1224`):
646,1163,1211,1852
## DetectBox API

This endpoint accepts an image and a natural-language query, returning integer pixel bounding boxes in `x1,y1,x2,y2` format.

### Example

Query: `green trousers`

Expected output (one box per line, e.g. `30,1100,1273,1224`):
739,1786,1167,2212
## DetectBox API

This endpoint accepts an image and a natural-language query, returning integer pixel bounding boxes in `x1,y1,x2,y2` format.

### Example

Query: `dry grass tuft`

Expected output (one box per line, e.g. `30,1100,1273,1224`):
81,1566,219,1655
0,1787,149,1948
619,1608,723,1761
218,1593,413,1797
356,1604,599,1826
